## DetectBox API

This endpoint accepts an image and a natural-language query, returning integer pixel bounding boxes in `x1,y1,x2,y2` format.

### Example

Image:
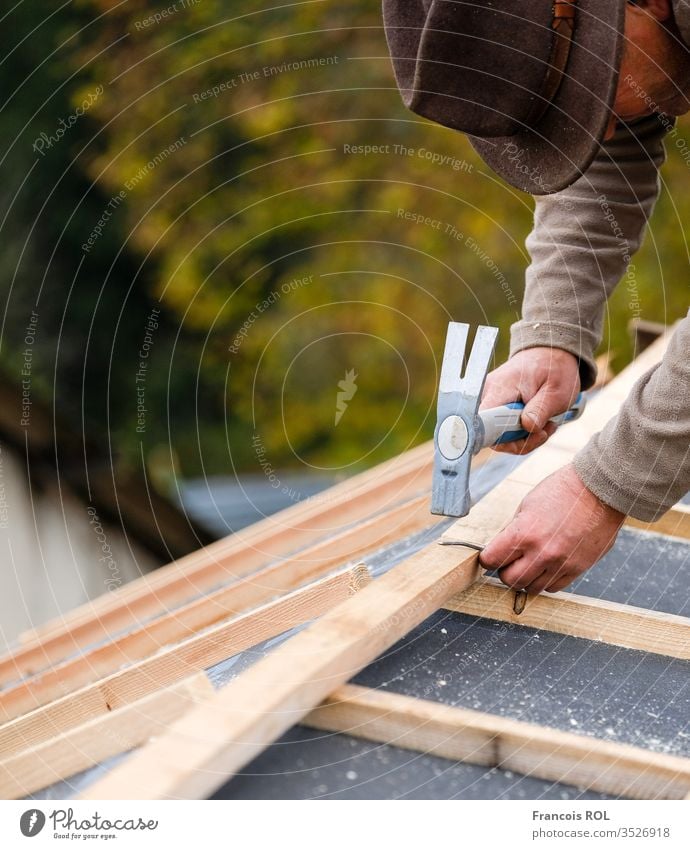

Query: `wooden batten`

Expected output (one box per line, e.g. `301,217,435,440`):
78,544,480,800
304,685,690,801
0,674,215,799
0,566,371,751
444,578,690,659
0,492,434,688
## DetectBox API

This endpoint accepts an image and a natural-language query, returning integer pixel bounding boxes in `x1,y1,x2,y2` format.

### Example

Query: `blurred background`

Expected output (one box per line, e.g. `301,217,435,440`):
1,0,688,639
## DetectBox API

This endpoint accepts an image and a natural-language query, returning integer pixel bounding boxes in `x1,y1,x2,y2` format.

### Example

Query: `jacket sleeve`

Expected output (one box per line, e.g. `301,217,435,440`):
573,314,690,521
509,114,667,388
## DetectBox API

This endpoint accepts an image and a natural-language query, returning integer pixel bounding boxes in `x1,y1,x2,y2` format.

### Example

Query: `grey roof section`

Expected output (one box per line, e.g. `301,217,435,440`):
216,725,612,801
179,473,338,537
213,528,690,800
29,459,690,801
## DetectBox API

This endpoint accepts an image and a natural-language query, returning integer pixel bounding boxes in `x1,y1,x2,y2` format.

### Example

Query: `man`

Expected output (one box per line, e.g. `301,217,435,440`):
384,0,690,593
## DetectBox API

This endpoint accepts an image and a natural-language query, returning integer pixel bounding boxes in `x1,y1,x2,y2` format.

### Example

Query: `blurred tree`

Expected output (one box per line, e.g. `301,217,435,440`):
2,0,687,482
66,0,531,475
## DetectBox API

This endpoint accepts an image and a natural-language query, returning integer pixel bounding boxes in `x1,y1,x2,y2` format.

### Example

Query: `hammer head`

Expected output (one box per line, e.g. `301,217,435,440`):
431,322,498,518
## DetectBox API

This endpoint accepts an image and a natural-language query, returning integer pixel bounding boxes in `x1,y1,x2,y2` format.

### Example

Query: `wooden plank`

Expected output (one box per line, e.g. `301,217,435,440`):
0,565,371,753
78,543,481,800
302,685,690,800
77,340,676,801
1,492,435,689
0,673,215,799
19,440,434,645
443,578,690,659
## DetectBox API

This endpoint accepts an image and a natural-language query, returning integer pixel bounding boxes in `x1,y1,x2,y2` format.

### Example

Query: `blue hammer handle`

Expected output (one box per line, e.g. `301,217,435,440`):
478,392,587,448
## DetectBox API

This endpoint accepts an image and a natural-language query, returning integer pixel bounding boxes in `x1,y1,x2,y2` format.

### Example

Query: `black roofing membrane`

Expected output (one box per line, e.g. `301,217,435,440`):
568,528,689,616
31,523,690,800
216,602,688,799
215,724,612,800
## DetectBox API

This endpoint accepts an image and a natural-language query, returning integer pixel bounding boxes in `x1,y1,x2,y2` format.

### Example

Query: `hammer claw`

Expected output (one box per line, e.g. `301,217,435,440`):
438,322,469,393
461,325,499,397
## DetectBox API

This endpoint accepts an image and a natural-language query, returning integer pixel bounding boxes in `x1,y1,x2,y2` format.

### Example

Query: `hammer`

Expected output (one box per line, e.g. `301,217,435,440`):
431,322,586,518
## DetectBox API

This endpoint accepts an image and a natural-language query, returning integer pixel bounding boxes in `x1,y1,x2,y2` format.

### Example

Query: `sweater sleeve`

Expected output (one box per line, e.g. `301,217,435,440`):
509,114,667,388
573,314,690,521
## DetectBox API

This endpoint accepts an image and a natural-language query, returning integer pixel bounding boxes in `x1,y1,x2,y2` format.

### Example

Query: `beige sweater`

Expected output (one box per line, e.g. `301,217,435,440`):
509,115,690,521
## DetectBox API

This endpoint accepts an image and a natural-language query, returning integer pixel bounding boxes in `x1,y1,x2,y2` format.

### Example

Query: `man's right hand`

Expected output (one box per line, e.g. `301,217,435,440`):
480,347,581,454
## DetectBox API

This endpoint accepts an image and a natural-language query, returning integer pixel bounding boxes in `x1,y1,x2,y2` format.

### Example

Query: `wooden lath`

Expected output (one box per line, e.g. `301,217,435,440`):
74,328,690,801
303,685,690,800
78,543,481,800
1,327,687,801
0,565,371,754
0,674,215,800
0,490,436,687
627,503,690,542
444,578,690,659
3,326,684,686
20,439,433,643
0,441,435,685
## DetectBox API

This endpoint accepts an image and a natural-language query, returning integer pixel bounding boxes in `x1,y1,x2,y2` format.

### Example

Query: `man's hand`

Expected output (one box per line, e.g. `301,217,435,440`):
480,464,625,594
480,347,581,454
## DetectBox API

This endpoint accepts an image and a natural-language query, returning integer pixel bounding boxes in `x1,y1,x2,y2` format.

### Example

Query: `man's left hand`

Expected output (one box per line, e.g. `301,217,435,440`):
479,464,626,594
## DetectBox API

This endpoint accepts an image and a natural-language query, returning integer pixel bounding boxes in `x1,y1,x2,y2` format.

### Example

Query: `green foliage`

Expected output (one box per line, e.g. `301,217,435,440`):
2,0,688,479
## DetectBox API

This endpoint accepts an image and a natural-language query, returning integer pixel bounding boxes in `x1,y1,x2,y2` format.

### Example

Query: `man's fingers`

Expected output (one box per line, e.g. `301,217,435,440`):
525,573,558,595
522,387,572,432
479,375,522,411
527,566,574,595
496,558,545,590
491,429,550,455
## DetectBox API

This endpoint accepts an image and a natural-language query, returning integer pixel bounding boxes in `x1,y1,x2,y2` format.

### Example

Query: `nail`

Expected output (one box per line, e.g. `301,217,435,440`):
513,590,528,615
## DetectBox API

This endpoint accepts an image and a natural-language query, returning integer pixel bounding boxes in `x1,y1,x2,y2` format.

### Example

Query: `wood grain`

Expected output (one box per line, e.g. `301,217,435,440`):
627,503,690,542
1,492,434,690
303,685,690,800
0,673,215,799
444,578,690,659
0,565,370,753
14,440,434,647
78,543,480,799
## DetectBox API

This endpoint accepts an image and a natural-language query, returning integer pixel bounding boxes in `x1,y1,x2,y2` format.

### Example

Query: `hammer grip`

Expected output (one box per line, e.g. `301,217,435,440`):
478,392,586,448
